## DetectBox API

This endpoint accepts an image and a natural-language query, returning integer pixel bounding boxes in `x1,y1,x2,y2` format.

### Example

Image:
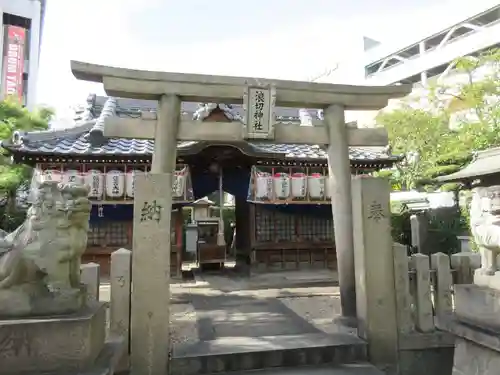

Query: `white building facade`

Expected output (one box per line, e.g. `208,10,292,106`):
322,3,500,126
363,4,500,87
0,0,45,109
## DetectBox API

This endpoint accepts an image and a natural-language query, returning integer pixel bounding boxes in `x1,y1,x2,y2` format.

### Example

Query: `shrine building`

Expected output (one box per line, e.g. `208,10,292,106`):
1,94,401,276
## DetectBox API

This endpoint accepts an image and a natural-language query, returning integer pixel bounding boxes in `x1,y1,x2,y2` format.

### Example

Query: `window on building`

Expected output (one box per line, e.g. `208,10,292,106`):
3,13,31,29
254,206,333,243
88,222,130,247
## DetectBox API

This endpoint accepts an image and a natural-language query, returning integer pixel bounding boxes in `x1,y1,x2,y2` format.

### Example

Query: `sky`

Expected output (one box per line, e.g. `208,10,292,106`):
35,0,498,126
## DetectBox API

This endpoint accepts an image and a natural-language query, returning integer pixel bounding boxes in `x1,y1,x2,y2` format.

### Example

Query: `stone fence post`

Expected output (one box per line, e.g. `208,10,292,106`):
80,262,100,301
451,253,480,284
352,176,398,370
410,213,428,253
110,248,132,371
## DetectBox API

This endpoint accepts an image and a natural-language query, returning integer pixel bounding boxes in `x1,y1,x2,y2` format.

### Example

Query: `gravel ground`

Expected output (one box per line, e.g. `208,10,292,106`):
170,303,199,344
104,302,199,344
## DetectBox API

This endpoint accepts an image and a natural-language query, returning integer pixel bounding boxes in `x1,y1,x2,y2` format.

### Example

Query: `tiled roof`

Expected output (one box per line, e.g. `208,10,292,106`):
437,148,493,182
3,96,400,163
75,95,325,124
5,133,395,162
250,143,393,161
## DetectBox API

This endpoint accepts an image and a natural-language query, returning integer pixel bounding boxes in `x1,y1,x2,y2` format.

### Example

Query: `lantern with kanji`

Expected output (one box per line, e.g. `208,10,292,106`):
172,168,187,198
106,169,125,199
255,169,272,201
273,172,290,200
291,171,307,200
308,172,325,200
85,169,104,199
125,169,141,198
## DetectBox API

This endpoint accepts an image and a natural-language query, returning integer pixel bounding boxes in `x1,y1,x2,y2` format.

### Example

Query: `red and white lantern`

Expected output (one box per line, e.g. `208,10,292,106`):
85,169,104,198
106,170,125,198
255,171,272,200
308,173,325,199
291,172,307,198
273,172,290,199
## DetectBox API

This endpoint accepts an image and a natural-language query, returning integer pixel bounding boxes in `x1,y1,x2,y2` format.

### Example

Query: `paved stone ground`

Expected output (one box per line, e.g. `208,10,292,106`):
170,269,353,344
100,269,352,345
219,364,384,375
187,268,339,292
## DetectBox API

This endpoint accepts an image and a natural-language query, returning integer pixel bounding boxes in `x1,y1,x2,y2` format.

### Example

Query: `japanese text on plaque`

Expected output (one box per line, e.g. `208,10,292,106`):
252,90,265,131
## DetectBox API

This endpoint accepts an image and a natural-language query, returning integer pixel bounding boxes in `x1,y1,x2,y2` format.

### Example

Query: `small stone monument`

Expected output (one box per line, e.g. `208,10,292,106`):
0,181,123,375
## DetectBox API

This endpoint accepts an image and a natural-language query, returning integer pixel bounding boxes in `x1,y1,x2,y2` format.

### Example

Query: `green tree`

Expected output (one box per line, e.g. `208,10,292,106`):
377,48,500,191
376,106,452,190
416,150,472,191
435,48,500,151
0,97,53,230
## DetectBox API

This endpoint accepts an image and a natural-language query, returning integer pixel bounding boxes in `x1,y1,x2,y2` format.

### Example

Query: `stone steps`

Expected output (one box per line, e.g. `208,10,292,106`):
171,332,369,375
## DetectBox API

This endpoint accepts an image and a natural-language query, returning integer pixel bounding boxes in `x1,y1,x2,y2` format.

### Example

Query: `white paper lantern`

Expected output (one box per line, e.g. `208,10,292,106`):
308,173,325,199
125,170,142,198
42,168,62,183
172,169,186,198
291,172,307,198
325,175,332,199
85,169,104,198
63,169,84,185
273,172,290,199
255,171,272,199
106,170,125,198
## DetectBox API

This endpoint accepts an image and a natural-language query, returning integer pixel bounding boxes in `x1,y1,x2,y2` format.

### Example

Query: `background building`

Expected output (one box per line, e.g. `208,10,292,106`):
362,3,500,87
323,3,500,126
0,0,46,109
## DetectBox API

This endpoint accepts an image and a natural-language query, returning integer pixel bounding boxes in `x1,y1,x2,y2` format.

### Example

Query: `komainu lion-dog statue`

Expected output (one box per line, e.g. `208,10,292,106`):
0,181,91,317
470,186,500,278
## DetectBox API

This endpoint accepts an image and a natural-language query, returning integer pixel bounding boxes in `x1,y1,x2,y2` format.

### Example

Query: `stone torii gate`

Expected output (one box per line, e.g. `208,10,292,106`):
71,61,411,375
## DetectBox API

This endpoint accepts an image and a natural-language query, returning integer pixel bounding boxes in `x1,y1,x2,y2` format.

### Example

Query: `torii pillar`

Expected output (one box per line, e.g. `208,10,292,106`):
151,95,181,173
130,94,181,375
324,104,357,325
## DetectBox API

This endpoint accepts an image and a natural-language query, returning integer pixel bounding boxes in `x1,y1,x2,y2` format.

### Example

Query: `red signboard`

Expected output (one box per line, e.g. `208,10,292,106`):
2,25,26,102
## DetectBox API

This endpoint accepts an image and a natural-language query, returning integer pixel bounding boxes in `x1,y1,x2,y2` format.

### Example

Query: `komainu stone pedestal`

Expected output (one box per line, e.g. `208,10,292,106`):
0,302,124,375
0,284,87,318
438,284,500,375
454,284,500,331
